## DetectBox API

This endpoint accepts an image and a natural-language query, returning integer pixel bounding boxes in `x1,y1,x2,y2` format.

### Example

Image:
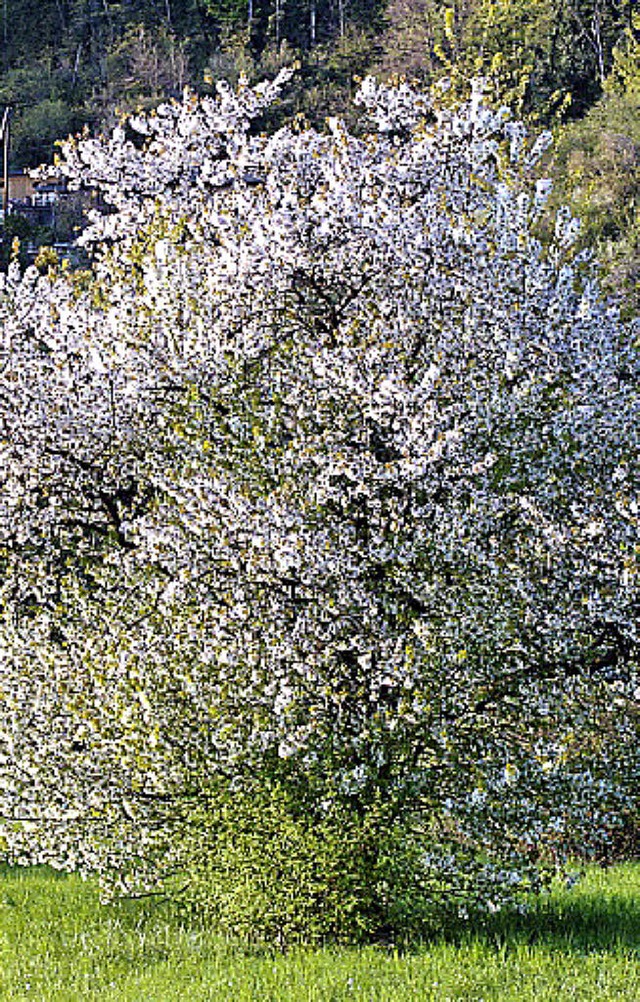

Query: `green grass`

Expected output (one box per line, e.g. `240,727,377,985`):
0,863,639,1000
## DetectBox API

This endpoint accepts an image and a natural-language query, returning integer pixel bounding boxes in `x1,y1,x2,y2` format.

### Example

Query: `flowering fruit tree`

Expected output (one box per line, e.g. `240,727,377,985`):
0,71,638,941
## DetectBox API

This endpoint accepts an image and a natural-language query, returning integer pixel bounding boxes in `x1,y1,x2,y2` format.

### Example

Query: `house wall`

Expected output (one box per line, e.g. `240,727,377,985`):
8,173,35,201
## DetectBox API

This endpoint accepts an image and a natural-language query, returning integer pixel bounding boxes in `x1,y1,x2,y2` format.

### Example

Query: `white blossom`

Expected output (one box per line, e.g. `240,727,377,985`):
0,71,637,906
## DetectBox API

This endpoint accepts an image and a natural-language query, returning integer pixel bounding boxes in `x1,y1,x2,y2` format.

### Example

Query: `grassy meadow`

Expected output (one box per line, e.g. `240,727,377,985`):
0,862,639,1000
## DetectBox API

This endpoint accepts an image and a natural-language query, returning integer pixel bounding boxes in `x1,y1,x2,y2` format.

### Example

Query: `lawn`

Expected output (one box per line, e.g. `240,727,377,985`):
0,862,639,1000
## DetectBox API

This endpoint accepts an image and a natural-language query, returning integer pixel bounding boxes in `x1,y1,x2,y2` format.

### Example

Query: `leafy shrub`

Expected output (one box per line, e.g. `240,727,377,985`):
178,784,422,945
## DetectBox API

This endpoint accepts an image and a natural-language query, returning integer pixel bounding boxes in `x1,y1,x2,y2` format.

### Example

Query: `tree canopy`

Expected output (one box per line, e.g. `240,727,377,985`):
0,72,638,942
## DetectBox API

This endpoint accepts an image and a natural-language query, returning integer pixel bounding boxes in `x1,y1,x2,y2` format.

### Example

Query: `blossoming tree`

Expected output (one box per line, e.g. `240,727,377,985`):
0,71,637,941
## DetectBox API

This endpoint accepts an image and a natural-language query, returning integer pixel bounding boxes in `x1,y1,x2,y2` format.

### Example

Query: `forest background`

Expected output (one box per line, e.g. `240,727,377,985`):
1,0,639,312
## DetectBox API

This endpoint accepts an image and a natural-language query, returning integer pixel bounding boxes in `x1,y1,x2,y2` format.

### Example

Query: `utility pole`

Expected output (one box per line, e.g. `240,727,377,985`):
1,107,9,226
310,0,316,45
275,0,282,47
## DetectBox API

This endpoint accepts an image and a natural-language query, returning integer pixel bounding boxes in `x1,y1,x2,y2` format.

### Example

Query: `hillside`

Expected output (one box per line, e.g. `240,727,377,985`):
0,1,634,166
0,0,638,308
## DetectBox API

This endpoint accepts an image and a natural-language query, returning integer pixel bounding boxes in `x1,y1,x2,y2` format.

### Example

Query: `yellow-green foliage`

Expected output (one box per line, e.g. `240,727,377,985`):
171,782,439,947
551,29,640,316
605,17,640,98
378,0,626,122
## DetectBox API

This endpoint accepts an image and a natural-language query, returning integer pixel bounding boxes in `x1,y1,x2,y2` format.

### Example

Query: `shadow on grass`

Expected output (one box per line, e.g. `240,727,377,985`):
64,874,640,960
447,887,640,957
